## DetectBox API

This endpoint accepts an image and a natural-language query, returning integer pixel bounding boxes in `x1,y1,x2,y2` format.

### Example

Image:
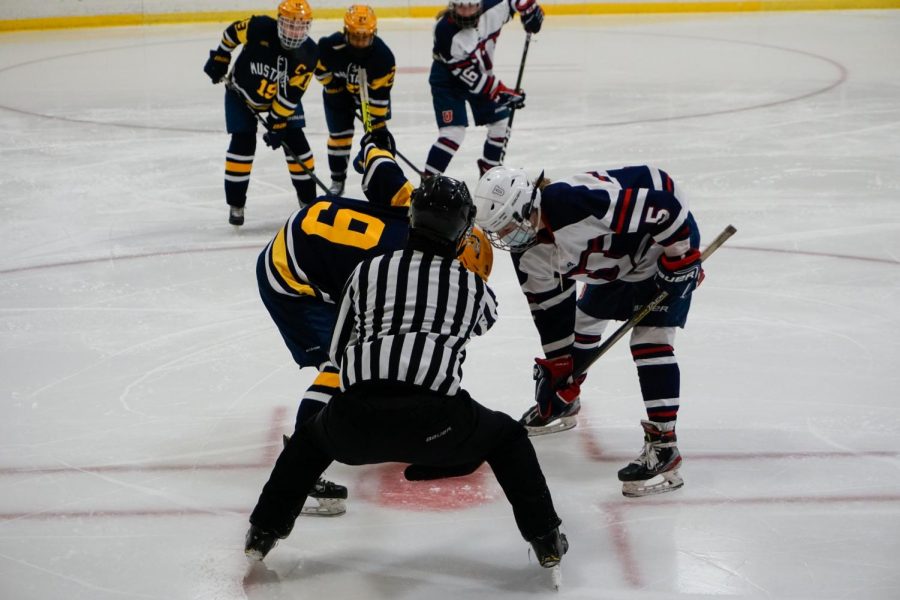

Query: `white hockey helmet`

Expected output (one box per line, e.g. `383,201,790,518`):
448,0,482,28
473,166,542,252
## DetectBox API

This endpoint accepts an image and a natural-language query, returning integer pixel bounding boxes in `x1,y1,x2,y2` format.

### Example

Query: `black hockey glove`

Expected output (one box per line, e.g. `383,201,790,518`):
203,49,231,84
363,127,396,154
655,249,704,299
352,128,396,173
263,116,287,150
516,0,544,34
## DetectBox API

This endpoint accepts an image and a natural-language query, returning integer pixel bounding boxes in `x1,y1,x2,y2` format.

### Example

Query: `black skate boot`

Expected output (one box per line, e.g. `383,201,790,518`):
244,525,283,561
281,434,348,516
228,205,244,226
618,420,683,497
519,398,580,437
530,527,568,568
303,477,348,516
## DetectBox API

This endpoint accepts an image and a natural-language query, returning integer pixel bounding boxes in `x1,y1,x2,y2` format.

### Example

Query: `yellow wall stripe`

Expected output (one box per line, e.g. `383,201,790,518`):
2,2,898,32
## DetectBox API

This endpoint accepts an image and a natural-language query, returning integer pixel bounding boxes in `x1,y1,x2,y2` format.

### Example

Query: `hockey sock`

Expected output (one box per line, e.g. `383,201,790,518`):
224,133,256,207
632,344,680,423
327,133,352,183
424,137,458,176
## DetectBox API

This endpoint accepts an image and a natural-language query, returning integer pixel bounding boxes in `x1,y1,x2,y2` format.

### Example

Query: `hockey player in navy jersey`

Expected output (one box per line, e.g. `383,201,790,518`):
254,133,492,514
315,5,397,196
203,0,319,226
473,165,703,498
424,0,544,179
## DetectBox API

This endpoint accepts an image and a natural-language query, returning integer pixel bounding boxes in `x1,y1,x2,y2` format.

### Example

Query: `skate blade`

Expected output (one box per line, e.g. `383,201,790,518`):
550,564,562,591
300,497,346,517
621,470,684,498
525,415,577,437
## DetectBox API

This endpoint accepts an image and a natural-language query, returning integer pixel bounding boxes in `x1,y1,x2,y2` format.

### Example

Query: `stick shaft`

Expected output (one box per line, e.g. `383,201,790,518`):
224,77,330,195
573,224,737,376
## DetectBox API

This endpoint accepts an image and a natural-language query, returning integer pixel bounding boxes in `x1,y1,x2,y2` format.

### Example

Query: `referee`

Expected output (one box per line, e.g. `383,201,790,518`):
245,174,568,570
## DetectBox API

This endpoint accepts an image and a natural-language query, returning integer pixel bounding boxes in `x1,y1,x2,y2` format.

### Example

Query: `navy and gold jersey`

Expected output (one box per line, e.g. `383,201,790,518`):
261,145,413,302
315,32,396,127
262,196,410,303
217,15,318,120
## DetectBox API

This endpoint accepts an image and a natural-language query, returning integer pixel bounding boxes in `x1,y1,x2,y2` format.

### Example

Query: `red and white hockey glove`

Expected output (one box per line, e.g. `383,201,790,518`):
533,355,585,419
489,81,526,110
655,249,704,299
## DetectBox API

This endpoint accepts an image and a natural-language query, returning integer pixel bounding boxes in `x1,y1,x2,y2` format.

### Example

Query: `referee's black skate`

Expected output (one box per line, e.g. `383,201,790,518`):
244,525,283,561
530,527,568,568
618,419,683,497
530,527,568,590
282,434,348,516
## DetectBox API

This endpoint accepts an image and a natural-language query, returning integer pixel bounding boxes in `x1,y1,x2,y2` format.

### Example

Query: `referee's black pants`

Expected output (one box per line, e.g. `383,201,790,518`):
249,381,561,542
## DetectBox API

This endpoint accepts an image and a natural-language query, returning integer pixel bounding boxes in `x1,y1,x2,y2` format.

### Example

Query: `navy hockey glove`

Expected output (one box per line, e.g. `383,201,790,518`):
263,116,287,150
490,82,526,110
364,127,396,154
533,355,585,420
516,0,544,34
352,128,396,173
655,249,704,299
203,49,231,84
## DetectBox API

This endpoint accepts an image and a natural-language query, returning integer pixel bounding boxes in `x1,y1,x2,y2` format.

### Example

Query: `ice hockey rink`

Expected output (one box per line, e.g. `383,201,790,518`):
2,8,899,599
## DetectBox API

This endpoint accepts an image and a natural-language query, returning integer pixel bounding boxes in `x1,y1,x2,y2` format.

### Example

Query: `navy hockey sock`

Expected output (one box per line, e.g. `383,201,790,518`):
632,343,680,423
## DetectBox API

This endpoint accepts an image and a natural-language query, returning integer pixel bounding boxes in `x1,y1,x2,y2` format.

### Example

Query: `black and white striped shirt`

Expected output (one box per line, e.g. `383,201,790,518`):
329,248,498,395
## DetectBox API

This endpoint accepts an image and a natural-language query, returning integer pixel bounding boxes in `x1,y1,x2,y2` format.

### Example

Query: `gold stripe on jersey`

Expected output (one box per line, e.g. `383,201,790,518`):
312,369,340,389
271,226,315,296
368,67,396,90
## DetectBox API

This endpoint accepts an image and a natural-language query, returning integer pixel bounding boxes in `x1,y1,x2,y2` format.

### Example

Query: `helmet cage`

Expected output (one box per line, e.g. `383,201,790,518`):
474,168,542,252
277,0,312,49
449,0,481,28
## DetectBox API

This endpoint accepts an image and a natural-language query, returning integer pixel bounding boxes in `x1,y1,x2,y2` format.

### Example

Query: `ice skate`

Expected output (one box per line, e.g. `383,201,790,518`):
618,420,684,497
228,205,244,226
282,434,348,516
530,527,568,590
244,525,282,561
328,178,345,197
519,398,580,437
304,477,348,516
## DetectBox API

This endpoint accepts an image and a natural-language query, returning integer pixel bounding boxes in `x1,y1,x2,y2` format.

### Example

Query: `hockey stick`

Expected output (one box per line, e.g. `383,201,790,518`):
223,76,331,196
498,33,532,164
355,69,423,177
572,224,738,377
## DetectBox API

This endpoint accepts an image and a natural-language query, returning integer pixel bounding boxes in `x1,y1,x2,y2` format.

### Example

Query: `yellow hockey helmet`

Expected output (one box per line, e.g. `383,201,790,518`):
344,5,377,49
277,0,313,49
459,226,494,281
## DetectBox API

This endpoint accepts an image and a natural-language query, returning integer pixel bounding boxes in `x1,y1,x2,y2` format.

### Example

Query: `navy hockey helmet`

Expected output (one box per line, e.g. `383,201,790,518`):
410,176,477,250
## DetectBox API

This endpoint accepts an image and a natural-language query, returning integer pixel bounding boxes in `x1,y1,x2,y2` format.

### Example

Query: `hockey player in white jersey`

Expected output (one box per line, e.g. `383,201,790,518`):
473,165,704,497
424,0,544,179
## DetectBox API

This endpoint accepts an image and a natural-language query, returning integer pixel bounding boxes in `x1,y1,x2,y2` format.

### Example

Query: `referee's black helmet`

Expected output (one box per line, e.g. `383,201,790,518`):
410,176,477,248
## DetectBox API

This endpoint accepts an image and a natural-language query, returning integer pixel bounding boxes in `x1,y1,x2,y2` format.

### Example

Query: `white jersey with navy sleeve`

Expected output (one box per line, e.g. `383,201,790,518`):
511,165,700,356
431,0,522,95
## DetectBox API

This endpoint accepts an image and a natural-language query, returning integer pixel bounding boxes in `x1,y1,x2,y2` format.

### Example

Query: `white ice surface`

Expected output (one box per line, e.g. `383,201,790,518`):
1,11,899,600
